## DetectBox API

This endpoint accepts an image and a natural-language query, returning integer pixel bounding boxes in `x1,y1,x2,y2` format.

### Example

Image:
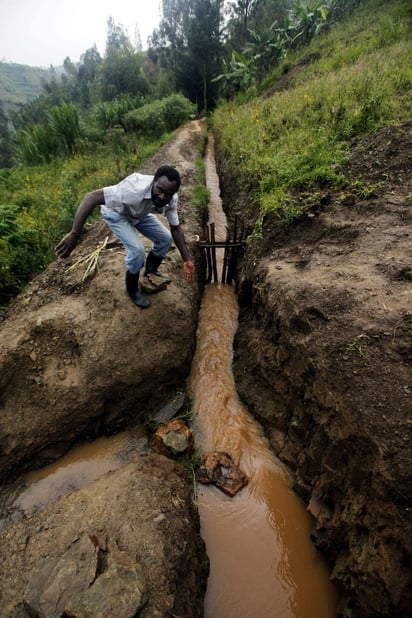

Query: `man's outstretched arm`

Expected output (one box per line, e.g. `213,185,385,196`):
55,189,105,258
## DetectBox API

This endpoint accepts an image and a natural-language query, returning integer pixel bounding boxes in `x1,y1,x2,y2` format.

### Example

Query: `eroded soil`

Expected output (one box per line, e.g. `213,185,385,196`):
0,116,411,616
217,121,412,616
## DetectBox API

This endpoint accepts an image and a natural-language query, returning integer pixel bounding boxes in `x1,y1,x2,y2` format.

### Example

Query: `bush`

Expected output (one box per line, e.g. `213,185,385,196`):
123,100,166,137
122,94,196,138
160,94,197,131
0,203,43,305
16,103,82,165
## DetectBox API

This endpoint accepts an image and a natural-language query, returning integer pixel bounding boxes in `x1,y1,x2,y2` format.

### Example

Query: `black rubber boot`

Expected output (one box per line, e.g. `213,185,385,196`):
125,271,150,308
144,251,172,284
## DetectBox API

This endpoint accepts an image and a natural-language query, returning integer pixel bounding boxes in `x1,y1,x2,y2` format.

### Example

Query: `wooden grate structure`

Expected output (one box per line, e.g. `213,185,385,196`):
196,215,246,284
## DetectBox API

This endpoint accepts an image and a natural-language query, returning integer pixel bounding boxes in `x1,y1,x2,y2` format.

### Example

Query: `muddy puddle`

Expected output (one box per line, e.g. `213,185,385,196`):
0,427,148,528
1,133,338,616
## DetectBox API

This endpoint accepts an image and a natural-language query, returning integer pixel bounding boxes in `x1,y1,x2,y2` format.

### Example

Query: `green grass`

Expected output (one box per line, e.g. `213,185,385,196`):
0,132,169,309
212,0,412,234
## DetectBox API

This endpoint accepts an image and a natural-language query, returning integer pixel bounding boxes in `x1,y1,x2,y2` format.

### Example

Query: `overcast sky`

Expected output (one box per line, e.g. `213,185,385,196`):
0,0,162,68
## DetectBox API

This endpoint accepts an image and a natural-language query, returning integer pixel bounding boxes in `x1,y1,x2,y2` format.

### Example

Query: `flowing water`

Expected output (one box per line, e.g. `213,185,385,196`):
3,135,338,616
187,134,338,617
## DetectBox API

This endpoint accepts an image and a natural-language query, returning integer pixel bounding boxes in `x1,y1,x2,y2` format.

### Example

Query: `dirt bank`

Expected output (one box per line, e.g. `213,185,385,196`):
216,121,411,616
0,120,208,617
0,117,410,617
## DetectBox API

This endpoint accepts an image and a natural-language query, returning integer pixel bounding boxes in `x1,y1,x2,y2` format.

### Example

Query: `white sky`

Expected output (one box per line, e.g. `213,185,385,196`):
0,0,162,68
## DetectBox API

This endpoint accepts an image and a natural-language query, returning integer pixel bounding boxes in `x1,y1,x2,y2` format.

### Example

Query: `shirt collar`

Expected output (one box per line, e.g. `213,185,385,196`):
144,181,154,200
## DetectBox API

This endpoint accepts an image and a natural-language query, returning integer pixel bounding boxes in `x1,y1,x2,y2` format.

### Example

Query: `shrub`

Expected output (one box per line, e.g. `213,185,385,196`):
160,94,196,131
123,94,196,138
16,103,82,165
123,100,166,137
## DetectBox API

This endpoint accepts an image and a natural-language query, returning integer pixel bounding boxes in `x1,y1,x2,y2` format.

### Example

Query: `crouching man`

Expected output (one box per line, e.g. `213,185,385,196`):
55,165,195,308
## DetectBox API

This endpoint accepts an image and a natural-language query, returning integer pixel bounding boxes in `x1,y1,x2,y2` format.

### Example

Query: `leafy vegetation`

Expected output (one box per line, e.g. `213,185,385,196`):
212,0,411,238
0,133,171,308
0,0,410,310
123,94,196,137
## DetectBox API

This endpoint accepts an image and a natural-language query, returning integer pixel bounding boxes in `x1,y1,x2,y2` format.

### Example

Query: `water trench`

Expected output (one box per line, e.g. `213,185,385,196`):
189,135,337,617
4,135,338,616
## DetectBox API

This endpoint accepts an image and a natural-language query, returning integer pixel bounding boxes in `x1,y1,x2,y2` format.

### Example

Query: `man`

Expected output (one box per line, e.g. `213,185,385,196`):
55,165,195,308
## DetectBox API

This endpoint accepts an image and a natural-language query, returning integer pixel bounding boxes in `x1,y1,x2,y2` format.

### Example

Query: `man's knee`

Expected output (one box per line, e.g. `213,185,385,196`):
126,247,145,272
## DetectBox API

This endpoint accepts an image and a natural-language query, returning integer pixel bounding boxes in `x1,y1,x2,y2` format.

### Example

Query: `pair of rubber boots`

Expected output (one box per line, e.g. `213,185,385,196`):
126,251,171,308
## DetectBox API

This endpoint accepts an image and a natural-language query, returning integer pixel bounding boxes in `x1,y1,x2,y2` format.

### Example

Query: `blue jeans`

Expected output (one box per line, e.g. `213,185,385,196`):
102,211,172,274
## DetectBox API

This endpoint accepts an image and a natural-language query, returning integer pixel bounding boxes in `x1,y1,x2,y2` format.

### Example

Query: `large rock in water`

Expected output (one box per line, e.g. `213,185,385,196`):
0,454,206,617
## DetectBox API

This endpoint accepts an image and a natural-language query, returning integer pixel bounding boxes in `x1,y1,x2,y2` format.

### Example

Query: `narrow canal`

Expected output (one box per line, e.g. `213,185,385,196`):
188,134,337,617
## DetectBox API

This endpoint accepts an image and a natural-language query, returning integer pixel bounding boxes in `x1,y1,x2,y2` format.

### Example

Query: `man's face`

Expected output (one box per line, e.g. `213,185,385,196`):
151,175,178,209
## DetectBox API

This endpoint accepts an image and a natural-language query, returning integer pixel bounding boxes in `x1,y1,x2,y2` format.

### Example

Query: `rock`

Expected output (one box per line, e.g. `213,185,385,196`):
24,534,148,618
0,454,206,618
151,418,194,456
24,533,99,617
153,392,186,424
64,549,148,618
196,451,248,497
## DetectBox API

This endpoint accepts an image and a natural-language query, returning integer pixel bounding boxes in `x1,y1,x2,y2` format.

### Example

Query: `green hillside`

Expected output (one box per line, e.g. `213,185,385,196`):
0,62,56,115
0,0,410,310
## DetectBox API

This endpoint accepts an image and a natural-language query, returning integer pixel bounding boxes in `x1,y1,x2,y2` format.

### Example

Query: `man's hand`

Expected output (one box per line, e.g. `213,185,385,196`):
55,190,104,259
55,231,79,259
183,260,195,282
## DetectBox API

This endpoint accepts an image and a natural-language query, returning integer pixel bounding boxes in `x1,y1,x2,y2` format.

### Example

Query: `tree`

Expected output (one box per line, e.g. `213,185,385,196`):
0,107,15,168
77,46,102,106
134,24,143,52
153,0,225,111
225,0,290,52
105,16,129,52
150,0,190,92
184,0,225,111
93,19,150,101
286,0,331,46
226,0,258,49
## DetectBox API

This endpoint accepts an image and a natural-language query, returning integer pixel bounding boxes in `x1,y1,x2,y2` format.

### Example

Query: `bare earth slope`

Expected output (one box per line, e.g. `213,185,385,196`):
0,120,207,617
0,120,206,480
218,121,412,616
0,117,411,616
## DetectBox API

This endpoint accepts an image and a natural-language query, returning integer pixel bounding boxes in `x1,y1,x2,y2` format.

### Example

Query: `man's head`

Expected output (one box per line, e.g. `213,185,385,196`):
152,165,181,209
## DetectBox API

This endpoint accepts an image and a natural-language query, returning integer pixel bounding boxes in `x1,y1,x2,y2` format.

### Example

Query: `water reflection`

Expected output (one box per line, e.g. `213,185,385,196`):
8,427,147,519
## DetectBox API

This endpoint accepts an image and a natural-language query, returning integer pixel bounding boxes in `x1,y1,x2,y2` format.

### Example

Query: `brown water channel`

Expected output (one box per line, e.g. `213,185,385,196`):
188,135,337,617
3,135,338,616
190,283,338,618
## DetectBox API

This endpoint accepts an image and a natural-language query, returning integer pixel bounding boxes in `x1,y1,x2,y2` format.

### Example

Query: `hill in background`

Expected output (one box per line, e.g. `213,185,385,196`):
0,61,58,116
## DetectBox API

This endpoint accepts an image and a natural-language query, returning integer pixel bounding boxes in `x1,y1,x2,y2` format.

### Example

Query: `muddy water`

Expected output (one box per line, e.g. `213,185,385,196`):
187,134,338,617
3,135,338,617
6,427,148,521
